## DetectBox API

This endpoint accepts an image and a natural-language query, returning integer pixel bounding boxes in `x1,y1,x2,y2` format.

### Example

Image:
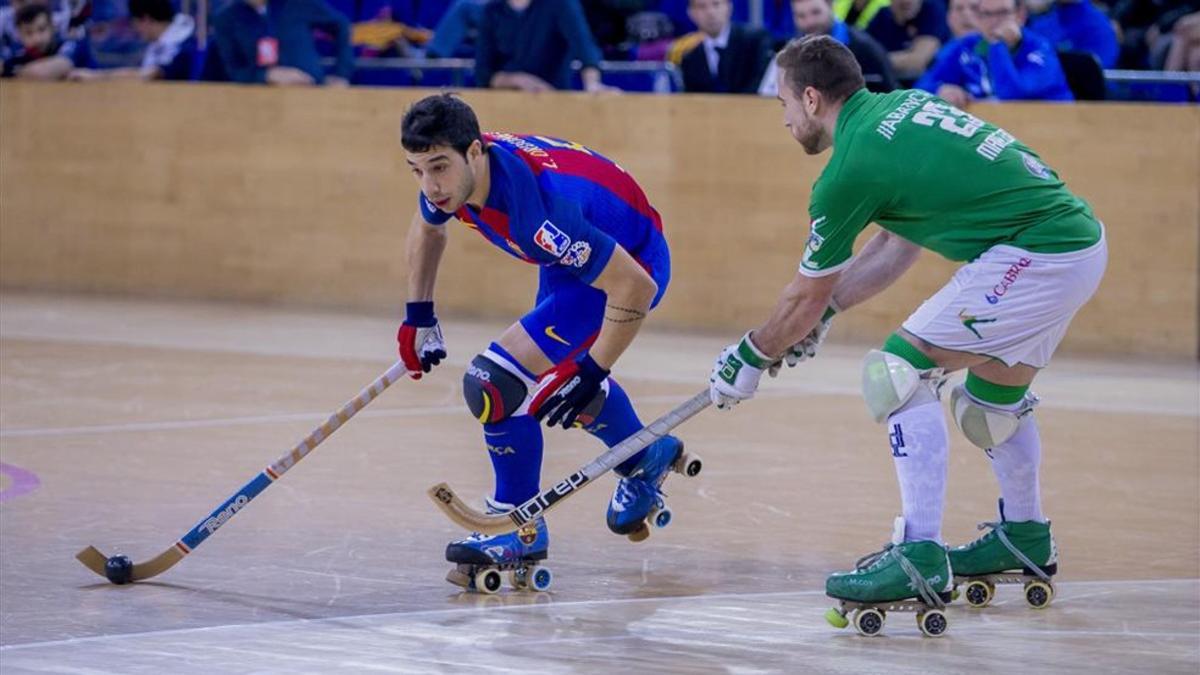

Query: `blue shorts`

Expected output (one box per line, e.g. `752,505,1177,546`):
519,234,670,365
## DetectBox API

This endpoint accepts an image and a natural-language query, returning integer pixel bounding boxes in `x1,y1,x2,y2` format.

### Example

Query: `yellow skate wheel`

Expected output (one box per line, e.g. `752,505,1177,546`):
917,609,949,637
824,607,849,629
474,568,502,594
1024,580,1054,609
853,608,885,637
628,523,650,543
963,580,995,608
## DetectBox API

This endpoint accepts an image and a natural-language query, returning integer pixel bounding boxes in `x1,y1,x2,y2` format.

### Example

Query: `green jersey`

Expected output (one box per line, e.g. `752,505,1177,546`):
802,89,1101,276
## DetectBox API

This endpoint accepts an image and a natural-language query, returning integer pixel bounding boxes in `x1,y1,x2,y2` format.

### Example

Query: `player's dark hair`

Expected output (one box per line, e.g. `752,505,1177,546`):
15,3,51,26
776,34,865,104
128,0,176,23
401,93,483,158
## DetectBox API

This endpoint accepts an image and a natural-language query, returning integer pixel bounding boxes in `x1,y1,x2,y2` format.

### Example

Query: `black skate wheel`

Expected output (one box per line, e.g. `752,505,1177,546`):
917,609,948,637
474,568,502,594
1024,580,1054,609
964,580,994,608
853,608,885,636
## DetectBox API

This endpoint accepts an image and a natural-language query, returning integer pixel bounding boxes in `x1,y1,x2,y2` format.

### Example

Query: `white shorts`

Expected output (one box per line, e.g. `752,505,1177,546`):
902,229,1108,368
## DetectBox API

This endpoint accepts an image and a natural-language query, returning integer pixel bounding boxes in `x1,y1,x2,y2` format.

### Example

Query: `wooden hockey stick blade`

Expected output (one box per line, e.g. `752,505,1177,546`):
429,390,711,534
76,545,184,582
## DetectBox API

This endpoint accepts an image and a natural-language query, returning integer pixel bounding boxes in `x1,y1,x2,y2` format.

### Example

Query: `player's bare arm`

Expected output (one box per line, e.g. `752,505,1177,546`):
584,245,658,369
751,270,839,359
405,210,448,302
829,229,922,310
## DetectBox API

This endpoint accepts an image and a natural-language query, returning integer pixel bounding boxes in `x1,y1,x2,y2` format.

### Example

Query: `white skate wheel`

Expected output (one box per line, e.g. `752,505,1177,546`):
474,568,502,594
853,608,885,636
1024,580,1054,609
679,453,702,477
917,609,948,637
530,566,553,592
963,580,994,608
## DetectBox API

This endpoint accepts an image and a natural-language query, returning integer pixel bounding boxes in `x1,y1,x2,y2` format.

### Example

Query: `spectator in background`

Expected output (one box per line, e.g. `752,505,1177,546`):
583,0,648,58
867,0,950,79
948,0,978,36
425,0,486,58
212,0,353,86
1,0,73,53
475,0,616,92
833,0,891,29
917,0,1073,104
1026,0,1118,67
68,0,194,80
1,3,93,78
760,0,897,94
1162,11,1199,80
680,0,773,93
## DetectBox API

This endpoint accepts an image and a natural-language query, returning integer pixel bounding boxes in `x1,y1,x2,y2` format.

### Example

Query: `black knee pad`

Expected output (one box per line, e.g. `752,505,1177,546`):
462,354,529,424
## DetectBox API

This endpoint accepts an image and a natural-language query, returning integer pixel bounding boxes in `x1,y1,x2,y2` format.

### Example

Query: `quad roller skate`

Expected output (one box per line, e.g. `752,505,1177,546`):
951,502,1057,609
606,435,702,542
444,498,552,594
824,518,953,637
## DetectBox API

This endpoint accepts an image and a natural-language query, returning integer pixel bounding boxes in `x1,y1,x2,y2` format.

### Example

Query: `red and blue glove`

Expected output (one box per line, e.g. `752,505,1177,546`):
397,301,446,380
529,353,610,429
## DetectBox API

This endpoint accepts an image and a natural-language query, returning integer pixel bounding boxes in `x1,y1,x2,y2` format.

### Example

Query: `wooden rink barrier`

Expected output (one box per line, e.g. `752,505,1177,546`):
1,82,1197,357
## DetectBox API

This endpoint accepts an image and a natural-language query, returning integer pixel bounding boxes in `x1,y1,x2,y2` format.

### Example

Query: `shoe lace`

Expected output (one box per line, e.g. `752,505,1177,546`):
976,521,1052,582
855,544,947,609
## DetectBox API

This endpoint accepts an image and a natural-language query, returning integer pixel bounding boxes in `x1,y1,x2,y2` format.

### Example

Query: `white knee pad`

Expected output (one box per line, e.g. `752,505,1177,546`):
861,349,946,423
950,384,1038,449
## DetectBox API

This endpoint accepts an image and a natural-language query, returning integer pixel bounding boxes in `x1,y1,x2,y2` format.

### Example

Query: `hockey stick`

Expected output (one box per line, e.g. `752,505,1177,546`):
76,360,410,583
428,389,711,535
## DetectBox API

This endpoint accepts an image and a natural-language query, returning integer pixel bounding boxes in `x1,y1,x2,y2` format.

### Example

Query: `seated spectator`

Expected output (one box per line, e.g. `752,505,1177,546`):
425,0,486,57
583,0,648,59
1,2,93,78
68,0,194,81
680,0,773,93
212,0,353,86
917,0,1074,104
1163,11,1198,94
866,0,950,80
948,0,978,37
1111,0,1196,68
760,0,897,94
475,0,616,92
1026,0,1118,67
833,0,891,29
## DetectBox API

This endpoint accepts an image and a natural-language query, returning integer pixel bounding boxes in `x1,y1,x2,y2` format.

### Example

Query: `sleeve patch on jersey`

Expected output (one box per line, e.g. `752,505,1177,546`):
533,220,571,257
806,229,826,253
561,240,592,268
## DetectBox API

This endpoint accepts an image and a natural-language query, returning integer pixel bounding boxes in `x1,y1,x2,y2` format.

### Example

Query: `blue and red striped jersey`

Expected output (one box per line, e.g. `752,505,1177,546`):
418,133,666,284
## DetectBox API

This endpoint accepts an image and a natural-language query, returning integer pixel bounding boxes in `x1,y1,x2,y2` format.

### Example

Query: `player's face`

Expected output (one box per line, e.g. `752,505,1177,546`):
777,73,827,155
17,15,54,53
792,0,834,36
406,143,477,213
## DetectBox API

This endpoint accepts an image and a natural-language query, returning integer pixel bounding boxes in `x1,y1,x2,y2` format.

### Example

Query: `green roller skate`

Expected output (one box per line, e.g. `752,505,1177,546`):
824,518,953,638
950,501,1057,609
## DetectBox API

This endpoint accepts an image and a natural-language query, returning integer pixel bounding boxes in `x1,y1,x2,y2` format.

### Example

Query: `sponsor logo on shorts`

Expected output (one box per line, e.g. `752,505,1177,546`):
561,240,592,268
985,257,1033,304
533,220,571,257
543,325,571,346
488,444,515,456
958,309,997,339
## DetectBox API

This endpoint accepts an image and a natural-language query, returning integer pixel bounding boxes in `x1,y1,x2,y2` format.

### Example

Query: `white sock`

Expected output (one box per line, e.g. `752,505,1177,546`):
986,412,1044,523
887,387,949,543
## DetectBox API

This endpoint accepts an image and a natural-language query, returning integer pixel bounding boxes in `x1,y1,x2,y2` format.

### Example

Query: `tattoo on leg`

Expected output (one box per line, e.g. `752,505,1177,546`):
605,304,646,324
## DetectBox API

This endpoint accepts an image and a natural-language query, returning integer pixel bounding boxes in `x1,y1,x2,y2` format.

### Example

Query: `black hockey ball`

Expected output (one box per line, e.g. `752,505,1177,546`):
105,555,133,585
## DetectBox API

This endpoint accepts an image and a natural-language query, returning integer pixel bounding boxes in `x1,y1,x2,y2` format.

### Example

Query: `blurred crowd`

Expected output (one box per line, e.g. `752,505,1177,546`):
1,0,1196,101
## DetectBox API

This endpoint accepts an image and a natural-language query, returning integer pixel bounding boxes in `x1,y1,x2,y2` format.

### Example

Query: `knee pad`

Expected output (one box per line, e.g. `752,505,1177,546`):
950,384,1038,449
462,351,532,424
861,349,945,423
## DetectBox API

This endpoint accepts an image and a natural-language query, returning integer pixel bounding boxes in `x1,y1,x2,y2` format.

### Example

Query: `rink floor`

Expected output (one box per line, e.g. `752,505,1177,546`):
1,292,1197,673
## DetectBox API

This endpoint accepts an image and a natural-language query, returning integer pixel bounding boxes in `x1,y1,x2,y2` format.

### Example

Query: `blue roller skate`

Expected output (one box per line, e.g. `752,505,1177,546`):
445,498,553,594
606,435,703,542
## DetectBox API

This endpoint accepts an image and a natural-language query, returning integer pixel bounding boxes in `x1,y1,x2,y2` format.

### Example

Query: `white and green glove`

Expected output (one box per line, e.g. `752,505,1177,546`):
768,306,836,378
709,332,774,410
